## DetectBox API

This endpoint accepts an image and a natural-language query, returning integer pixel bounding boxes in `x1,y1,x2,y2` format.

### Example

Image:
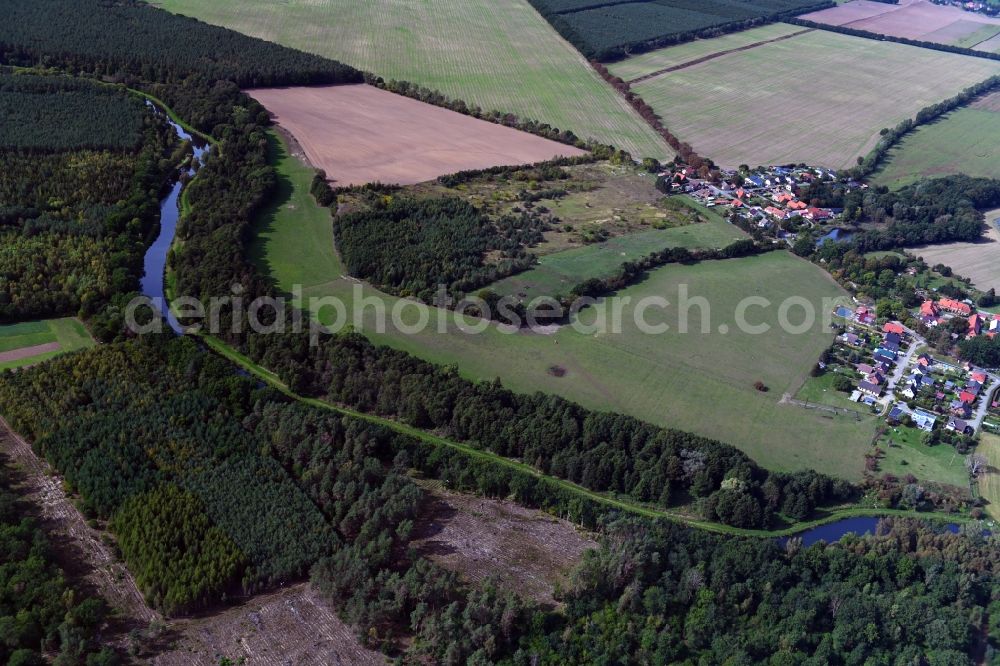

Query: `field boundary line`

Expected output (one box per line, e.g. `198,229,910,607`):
627,28,814,85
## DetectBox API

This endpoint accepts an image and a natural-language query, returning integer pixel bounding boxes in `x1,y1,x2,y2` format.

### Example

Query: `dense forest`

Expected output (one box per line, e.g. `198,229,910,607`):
506,516,1000,664
0,464,116,664
0,74,179,329
528,0,834,60
0,72,146,151
0,0,362,88
334,196,548,302
0,334,542,661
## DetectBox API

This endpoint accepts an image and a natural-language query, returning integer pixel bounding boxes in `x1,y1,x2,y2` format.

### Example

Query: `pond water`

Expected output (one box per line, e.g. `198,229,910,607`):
816,227,856,246
140,102,210,334
779,516,961,547
834,306,853,318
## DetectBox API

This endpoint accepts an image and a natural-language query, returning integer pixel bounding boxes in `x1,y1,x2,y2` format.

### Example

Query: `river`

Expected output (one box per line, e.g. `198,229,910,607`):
140,102,210,334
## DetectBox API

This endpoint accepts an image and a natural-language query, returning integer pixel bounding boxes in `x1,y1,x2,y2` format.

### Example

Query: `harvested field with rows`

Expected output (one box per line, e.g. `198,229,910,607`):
802,0,1000,51
247,85,587,186
157,0,672,159
627,28,1000,168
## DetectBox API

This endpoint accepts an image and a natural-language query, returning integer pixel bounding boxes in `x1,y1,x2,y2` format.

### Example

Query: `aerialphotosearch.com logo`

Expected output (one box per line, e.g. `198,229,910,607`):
126,283,852,343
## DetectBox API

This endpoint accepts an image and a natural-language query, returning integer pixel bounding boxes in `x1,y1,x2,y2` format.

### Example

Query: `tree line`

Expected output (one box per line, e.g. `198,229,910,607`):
528,0,834,61
850,75,1000,180
0,0,362,88
789,17,1000,65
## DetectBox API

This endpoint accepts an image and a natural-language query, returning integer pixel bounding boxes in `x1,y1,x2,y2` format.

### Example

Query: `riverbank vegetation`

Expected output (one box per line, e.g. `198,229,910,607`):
0,73,179,331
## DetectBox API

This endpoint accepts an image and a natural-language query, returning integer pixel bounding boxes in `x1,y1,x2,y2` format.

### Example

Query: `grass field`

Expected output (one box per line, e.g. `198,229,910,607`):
489,200,746,299
250,131,874,479
871,105,1000,188
156,0,670,160
625,27,1000,168
606,23,807,82
978,432,1000,519
794,369,864,412
0,318,95,370
877,425,969,490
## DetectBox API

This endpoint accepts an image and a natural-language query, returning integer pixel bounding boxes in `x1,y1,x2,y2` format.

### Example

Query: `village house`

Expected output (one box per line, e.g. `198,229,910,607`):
858,380,882,397
938,298,972,316
882,322,905,336
946,417,971,435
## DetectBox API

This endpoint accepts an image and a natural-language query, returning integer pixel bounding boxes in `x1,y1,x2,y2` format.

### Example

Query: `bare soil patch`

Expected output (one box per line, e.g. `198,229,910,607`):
0,341,60,363
246,84,587,187
153,583,384,666
803,0,1000,45
411,482,597,607
0,417,159,632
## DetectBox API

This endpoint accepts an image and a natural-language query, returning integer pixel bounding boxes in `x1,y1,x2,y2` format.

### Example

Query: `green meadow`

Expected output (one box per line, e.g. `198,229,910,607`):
872,107,1000,189
250,130,873,480
0,317,95,370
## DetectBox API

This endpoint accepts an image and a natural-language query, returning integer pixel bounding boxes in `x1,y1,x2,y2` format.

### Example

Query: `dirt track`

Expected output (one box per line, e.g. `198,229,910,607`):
246,84,587,187
0,341,61,363
627,29,813,85
0,416,159,628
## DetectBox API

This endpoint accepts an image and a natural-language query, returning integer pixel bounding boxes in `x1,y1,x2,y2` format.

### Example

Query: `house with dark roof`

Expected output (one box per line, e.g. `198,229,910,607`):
858,380,882,397
946,417,971,434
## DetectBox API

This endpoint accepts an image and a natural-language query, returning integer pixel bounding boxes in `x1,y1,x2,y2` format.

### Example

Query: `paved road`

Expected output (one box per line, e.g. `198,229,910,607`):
970,374,1000,432
878,332,921,411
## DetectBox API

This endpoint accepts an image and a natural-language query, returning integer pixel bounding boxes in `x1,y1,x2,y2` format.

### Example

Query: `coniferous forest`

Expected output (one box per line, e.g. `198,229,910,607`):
2,0,1000,663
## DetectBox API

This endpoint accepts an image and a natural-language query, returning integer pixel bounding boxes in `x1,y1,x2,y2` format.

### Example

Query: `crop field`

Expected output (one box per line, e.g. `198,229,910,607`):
908,212,1000,292
247,85,586,187
802,0,1000,51
607,23,809,82
979,432,1000,519
628,28,1000,168
250,132,873,479
156,0,671,160
872,97,1000,188
489,200,746,299
0,318,95,370
539,0,826,59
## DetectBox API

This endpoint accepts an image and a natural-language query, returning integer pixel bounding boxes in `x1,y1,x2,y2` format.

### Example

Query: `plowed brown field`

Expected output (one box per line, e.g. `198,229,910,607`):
247,84,587,187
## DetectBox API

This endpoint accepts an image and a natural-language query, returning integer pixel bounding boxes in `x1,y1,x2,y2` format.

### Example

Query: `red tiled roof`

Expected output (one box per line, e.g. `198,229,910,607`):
959,391,976,404
939,298,972,315
883,322,904,335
